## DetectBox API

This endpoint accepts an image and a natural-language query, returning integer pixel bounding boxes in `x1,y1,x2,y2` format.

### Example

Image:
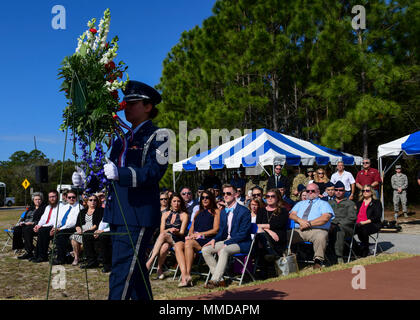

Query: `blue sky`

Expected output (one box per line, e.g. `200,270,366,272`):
0,0,215,162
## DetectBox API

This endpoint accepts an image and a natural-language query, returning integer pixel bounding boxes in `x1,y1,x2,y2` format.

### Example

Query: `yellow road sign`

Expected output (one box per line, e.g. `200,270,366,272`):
22,179,30,190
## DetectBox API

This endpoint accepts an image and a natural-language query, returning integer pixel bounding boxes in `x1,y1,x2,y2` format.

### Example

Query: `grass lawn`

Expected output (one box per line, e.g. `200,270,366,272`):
0,208,417,300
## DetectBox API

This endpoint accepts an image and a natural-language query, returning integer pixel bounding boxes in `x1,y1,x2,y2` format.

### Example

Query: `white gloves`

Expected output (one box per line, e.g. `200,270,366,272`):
104,157,119,181
72,166,86,187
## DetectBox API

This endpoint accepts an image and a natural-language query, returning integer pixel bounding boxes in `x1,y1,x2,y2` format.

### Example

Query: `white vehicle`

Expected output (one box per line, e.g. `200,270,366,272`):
0,182,16,207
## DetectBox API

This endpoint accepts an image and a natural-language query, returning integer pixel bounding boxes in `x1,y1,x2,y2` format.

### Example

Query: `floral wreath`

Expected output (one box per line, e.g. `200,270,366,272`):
58,8,131,192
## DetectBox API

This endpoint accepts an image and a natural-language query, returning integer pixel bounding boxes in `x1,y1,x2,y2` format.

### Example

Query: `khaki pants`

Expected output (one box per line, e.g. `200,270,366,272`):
202,241,241,282
287,228,329,261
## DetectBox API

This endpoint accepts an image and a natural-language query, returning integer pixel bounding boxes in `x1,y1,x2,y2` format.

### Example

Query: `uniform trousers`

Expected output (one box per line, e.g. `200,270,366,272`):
328,223,353,258
393,191,407,213
108,225,155,300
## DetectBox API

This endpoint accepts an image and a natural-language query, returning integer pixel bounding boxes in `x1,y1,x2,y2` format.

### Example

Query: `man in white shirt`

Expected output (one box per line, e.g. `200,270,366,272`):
51,190,81,265
330,161,356,200
31,190,60,263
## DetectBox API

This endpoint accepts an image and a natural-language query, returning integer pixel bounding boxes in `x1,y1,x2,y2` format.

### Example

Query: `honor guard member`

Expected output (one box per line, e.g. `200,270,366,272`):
73,80,168,300
391,165,409,219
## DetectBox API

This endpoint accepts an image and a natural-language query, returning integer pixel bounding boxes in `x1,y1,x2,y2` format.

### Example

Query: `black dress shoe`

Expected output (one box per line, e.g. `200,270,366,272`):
18,253,33,260
33,257,48,263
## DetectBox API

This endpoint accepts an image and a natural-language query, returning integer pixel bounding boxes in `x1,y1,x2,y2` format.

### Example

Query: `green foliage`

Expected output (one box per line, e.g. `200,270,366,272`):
156,0,420,160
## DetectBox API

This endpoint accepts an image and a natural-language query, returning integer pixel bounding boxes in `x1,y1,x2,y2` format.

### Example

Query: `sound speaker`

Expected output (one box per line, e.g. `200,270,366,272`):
35,166,48,183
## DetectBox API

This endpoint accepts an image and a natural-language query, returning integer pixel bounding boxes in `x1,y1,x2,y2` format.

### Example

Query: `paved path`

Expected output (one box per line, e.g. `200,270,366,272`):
378,233,420,255
183,256,420,300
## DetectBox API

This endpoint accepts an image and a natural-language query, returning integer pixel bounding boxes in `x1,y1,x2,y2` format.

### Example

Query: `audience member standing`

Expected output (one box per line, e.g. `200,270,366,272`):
314,168,330,196
267,163,290,196
391,165,409,219
355,158,382,199
330,161,356,200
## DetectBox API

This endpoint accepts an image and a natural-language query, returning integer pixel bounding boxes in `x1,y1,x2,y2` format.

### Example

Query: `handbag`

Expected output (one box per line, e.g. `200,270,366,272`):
274,228,299,276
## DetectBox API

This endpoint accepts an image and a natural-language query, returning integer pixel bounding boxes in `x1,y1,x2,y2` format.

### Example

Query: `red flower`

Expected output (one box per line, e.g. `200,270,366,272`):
105,61,116,71
110,90,119,100
105,42,110,49
118,101,127,111
90,28,97,34
112,114,118,119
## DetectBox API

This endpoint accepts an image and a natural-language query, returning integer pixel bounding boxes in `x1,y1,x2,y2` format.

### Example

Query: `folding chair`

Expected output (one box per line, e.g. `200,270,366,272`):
347,226,383,262
288,219,331,266
219,223,258,286
2,210,27,252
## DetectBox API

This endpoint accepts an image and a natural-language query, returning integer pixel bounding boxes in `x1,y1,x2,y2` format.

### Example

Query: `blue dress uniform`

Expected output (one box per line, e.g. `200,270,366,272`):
104,81,168,300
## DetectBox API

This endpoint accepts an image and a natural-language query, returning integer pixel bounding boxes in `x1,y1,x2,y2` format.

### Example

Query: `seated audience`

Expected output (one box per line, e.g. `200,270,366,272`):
202,184,251,289
146,193,189,279
14,192,46,260
328,182,357,263
160,191,169,215
31,190,60,263
355,184,382,257
255,189,289,276
175,190,220,287
70,194,103,267
248,199,265,224
51,190,81,265
321,182,336,201
288,183,335,269
91,219,112,273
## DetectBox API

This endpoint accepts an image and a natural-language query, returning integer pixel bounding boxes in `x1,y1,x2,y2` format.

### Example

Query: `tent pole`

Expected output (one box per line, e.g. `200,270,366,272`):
378,155,384,221
258,162,271,177
172,170,176,192
383,152,404,176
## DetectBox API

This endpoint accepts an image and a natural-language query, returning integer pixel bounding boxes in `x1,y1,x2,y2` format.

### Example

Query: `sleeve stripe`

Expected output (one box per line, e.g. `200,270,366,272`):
128,167,137,188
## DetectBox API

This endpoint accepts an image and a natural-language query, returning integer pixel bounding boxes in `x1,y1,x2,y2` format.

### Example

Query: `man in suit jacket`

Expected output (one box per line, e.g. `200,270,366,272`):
267,163,290,196
202,184,251,288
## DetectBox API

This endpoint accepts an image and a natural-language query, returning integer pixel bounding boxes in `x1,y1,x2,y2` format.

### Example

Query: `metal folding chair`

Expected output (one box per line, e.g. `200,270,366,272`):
2,210,27,252
347,225,383,262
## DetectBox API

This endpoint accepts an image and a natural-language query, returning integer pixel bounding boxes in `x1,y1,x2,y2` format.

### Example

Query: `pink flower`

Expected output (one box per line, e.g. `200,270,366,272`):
90,28,97,34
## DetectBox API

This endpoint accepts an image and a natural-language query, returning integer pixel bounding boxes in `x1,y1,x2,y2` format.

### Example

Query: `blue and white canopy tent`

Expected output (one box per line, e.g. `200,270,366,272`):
172,128,363,191
377,130,420,219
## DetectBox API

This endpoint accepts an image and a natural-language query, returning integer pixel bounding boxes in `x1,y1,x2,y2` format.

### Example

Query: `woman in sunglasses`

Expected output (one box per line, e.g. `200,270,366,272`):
70,194,103,267
355,185,382,257
314,168,330,196
255,189,289,277
146,193,189,279
175,190,220,287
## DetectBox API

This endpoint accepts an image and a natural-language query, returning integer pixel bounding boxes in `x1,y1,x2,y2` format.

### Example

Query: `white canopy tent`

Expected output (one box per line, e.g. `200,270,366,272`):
172,128,363,191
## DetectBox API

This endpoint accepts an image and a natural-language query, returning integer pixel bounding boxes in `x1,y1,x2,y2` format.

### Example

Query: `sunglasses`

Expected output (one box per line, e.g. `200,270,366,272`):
88,199,97,202
334,189,345,192
222,192,232,196
67,196,76,199
252,193,262,197
306,189,317,193
363,162,370,164
201,196,211,200
160,198,168,201
182,192,192,195
362,189,372,193
317,172,324,175
265,194,276,199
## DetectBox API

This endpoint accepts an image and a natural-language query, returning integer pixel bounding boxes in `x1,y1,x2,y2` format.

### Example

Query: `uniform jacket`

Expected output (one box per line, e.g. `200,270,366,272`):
104,121,168,228
328,198,357,227
391,173,408,191
213,203,252,253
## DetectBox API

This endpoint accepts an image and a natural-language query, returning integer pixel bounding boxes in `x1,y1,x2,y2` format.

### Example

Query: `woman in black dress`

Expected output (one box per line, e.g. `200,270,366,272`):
146,193,189,279
176,190,220,287
255,189,289,275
